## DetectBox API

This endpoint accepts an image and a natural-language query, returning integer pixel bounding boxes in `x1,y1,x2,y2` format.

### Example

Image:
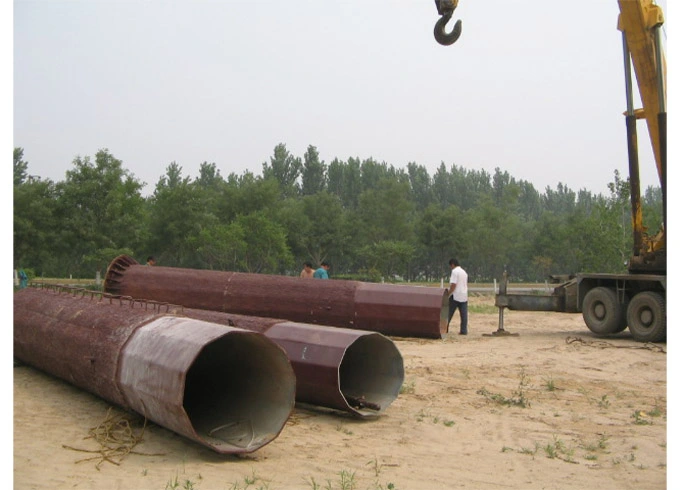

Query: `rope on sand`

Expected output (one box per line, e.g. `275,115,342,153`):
63,407,164,469
565,336,666,354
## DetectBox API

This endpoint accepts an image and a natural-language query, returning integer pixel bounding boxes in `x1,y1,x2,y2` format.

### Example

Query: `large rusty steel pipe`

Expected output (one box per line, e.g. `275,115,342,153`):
164,307,404,417
105,255,449,338
13,287,296,454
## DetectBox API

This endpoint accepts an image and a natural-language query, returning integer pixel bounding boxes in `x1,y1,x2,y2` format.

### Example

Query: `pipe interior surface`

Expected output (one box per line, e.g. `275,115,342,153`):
183,333,295,450
339,334,405,416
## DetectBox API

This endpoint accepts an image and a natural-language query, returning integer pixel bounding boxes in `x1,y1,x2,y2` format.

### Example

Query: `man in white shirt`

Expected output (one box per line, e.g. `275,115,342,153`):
448,257,468,335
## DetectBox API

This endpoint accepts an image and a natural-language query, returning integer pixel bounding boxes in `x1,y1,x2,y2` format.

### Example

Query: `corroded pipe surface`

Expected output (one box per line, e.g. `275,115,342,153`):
168,307,405,417
13,286,296,454
105,255,449,338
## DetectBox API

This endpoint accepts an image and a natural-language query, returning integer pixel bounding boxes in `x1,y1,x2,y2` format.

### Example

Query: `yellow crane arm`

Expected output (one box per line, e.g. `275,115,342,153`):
617,0,666,183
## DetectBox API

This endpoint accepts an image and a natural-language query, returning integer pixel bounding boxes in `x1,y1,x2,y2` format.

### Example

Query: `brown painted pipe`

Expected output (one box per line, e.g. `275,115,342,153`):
13,286,296,454
163,307,404,417
105,255,449,338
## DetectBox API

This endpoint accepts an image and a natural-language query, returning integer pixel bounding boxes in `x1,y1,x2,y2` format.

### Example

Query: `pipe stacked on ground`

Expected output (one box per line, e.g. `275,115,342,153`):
104,255,449,339
13,286,296,454
166,307,404,417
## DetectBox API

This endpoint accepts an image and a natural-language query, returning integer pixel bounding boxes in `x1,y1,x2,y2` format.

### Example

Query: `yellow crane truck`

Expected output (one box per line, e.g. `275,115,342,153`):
432,1,667,342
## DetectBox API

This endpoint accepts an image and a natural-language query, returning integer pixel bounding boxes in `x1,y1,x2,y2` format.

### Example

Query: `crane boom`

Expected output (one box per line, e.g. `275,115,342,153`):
438,2,670,342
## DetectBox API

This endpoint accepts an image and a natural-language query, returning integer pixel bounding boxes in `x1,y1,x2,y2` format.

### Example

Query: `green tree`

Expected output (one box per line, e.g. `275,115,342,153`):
357,240,415,280
14,147,29,186
193,223,247,271
147,162,210,266
407,162,433,210
297,192,346,266
53,149,145,276
14,172,58,273
217,172,280,222
416,204,466,281
356,178,414,244
262,143,301,198
300,145,326,196
327,157,361,209
463,196,527,281
235,211,293,273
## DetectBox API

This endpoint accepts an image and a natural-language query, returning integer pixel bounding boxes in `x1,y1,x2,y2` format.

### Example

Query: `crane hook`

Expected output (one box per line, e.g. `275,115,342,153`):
433,0,462,46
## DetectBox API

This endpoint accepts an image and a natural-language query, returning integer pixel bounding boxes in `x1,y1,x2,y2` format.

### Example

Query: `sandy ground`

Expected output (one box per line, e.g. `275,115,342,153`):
13,295,668,490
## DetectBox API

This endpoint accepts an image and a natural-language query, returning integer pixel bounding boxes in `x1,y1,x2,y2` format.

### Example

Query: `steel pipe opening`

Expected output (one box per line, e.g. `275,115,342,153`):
337,330,404,416
13,287,296,454
105,255,449,338
162,308,405,417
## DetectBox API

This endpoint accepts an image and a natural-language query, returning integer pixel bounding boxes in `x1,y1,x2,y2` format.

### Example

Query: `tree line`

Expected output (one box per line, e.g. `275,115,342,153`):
13,145,663,284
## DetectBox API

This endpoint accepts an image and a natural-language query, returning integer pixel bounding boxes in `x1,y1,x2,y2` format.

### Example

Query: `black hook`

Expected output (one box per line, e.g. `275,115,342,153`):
433,0,462,46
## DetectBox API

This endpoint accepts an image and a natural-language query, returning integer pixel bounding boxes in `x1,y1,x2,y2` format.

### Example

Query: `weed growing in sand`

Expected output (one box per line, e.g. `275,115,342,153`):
305,467,396,490
649,398,665,418
542,436,576,463
518,443,540,456
336,469,357,490
303,476,321,489
511,437,576,463
415,409,455,427
477,368,531,408
599,434,610,449
598,395,610,409
632,410,652,425
543,376,556,392
399,380,415,395
366,458,398,489
336,424,354,436
229,470,270,490
166,474,198,490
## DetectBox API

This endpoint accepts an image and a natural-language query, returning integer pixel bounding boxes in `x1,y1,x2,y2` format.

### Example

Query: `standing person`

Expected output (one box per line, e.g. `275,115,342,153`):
313,262,330,279
300,262,314,278
447,257,468,335
18,269,29,289
146,256,156,266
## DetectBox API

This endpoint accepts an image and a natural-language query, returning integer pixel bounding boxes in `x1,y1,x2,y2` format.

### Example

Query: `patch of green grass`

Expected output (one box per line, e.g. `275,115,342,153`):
477,368,531,408
598,395,610,409
469,304,497,314
166,475,198,490
519,443,539,456
415,409,455,427
632,410,652,425
229,470,270,490
543,376,556,392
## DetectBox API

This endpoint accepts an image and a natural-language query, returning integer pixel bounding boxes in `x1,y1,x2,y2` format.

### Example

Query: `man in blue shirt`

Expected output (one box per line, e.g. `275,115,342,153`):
313,262,330,279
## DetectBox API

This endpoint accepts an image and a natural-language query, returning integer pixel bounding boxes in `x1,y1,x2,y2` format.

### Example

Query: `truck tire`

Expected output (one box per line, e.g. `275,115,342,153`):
582,287,626,335
627,292,666,343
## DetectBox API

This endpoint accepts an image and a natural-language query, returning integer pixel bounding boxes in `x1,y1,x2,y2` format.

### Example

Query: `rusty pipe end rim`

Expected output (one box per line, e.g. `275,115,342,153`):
104,255,139,294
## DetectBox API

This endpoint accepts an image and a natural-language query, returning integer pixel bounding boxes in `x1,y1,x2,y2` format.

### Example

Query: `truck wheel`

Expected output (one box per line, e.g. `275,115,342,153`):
582,287,626,335
627,292,666,343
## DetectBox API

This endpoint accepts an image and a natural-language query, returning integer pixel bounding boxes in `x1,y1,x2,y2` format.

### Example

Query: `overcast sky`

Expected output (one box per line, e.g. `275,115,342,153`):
12,0,670,198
